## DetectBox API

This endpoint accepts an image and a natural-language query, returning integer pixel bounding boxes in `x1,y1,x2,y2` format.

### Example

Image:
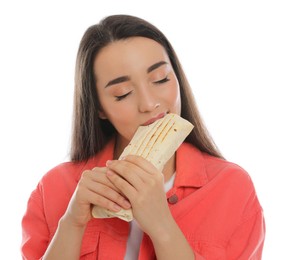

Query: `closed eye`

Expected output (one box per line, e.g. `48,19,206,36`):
154,77,170,84
115,91,132,101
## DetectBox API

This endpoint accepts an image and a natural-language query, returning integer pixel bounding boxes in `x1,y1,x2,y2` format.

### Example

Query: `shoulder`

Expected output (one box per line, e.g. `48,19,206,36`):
39,139,115,187
181,142,253,185
34,161,88,199
202,152,253,189
42,160,88,182
179,142,259,203
177,143,263,235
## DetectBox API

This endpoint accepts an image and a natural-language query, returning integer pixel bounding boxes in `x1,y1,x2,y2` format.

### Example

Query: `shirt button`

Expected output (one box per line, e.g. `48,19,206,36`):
168,194,178,204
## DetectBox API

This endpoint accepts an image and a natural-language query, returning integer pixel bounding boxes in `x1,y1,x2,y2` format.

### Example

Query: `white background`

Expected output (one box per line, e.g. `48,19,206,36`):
0,0,286,258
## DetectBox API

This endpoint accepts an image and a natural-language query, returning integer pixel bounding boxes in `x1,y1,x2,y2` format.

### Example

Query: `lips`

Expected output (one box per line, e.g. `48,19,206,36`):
142,112,166,126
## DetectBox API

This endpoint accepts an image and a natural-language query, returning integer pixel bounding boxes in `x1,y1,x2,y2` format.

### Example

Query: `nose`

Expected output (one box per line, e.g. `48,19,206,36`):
138,88,160,113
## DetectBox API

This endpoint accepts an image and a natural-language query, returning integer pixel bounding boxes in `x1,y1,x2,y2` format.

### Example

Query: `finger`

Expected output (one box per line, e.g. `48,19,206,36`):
106,160,147,188
106,169,137,199
88,168,122,192
84,188,125,213
121,155,160,175
106,158,161,186
81,170,131,210
87,181,131,209
121,156,165,188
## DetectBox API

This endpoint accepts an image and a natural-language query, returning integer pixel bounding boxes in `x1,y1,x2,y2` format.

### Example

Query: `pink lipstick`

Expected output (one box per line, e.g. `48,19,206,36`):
142,112,166,126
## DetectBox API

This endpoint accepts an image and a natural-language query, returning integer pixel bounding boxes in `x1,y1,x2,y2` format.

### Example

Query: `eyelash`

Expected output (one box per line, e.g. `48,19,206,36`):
115,91,132,101
114,77,170,101
154,77,170,84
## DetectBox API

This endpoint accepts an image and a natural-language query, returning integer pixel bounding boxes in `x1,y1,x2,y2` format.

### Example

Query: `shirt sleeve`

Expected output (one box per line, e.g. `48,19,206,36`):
226,202,265,259
21,183,49,260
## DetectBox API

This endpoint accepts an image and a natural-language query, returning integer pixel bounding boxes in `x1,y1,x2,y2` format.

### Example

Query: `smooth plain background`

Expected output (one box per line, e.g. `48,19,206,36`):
0,0,286,258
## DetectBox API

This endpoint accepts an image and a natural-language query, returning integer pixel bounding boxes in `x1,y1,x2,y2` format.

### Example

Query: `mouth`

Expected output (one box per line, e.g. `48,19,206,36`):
142,112,167,126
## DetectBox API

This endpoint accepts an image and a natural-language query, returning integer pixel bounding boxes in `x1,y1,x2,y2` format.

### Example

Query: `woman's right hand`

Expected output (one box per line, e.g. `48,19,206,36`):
62,167,132,227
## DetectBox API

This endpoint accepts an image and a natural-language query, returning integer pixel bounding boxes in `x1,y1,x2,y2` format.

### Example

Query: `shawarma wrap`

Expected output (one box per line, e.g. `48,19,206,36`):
91,113,194,221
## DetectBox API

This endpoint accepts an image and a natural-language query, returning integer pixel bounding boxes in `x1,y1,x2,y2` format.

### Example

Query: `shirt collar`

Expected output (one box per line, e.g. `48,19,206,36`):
175,142,208,188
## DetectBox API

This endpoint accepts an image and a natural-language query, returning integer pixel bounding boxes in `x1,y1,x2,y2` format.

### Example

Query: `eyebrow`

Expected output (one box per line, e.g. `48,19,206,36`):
147,61,168,73
105,76,130,88
105,60,168,88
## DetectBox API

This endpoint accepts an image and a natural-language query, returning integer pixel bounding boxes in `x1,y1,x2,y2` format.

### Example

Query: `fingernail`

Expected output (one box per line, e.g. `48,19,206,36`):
113,204,122,212
123,200,131,208
106,160,112,166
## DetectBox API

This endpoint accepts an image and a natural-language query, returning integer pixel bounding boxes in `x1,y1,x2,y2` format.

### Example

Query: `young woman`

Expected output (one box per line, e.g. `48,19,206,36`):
21,15,265,259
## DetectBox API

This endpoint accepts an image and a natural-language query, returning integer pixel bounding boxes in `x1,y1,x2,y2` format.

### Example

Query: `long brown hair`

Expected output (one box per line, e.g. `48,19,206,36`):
71,14,223,162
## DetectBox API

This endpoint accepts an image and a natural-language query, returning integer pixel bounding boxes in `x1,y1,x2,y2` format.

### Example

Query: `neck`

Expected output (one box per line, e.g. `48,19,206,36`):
162,154,176,182
113,135,129,159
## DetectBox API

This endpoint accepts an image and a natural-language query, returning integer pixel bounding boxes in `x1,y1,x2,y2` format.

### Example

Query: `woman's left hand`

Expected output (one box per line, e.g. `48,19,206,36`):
106,155,173,238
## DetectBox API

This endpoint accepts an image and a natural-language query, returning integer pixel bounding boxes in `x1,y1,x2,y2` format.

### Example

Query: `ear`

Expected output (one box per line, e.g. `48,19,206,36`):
98,110,107,119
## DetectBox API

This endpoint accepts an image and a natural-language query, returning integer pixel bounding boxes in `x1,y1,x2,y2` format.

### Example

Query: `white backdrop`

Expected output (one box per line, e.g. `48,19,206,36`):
0,0,286,258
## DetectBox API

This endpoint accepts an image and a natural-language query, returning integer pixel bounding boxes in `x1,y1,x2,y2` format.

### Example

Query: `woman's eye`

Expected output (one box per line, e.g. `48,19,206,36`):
154,77,170,84
115,91,132,101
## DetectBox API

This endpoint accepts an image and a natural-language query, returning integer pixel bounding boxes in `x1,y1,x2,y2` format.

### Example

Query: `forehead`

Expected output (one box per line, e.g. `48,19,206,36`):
93,37,170,82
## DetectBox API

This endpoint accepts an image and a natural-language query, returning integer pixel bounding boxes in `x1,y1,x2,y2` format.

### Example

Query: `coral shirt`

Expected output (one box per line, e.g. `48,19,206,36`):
21,140,265,259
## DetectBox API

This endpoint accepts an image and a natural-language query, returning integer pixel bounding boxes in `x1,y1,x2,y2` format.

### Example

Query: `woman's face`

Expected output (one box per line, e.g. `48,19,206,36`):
94,37,181,148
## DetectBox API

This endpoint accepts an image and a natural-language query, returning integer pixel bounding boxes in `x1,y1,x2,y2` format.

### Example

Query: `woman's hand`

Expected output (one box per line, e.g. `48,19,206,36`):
106,155,173,238
62,167,131,227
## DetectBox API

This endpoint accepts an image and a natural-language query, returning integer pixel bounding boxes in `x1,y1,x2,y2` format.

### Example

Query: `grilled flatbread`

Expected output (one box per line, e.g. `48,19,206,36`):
91,113,194,221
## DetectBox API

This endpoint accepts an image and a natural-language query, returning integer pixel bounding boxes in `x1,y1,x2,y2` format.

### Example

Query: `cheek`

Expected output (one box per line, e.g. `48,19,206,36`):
167,79,181,109
99,99,136,133
106,111,137,143
98,90,128,118
103,101,135,119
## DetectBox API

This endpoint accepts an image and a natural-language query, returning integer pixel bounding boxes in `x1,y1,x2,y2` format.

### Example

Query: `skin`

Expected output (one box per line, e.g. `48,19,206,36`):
43,37,194,259
95,37,181,152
